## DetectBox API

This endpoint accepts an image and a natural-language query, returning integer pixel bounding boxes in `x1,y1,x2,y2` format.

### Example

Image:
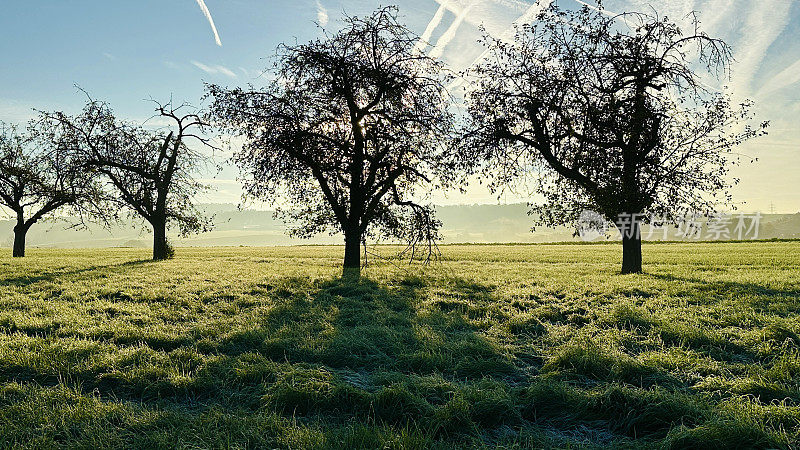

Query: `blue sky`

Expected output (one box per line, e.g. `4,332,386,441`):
1,0,798,212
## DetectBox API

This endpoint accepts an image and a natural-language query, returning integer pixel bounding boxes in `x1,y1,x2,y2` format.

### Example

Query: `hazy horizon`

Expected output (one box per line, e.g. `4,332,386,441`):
3,203,798,249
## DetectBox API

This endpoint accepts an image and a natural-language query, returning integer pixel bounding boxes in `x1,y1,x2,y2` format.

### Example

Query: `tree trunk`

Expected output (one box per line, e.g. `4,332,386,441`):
621,219,642,274
12,223,27,258
152,217,169,260
342,228,361,280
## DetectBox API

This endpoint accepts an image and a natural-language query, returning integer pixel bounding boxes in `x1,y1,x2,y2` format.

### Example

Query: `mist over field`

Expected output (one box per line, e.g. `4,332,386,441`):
3,203,799,249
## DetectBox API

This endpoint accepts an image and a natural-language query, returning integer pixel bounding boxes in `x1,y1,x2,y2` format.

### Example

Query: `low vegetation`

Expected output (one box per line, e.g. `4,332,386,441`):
0,242,798,448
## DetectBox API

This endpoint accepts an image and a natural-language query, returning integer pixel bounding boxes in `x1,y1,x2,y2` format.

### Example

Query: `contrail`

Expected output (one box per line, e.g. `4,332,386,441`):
414,3,448,53
465,0,552,67
448,0,552,89
430,2,477,59
195,0,222,46
417,0,531,55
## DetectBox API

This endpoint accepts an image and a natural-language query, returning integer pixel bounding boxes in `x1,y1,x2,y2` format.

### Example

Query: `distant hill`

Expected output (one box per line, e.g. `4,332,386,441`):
1,203,798,248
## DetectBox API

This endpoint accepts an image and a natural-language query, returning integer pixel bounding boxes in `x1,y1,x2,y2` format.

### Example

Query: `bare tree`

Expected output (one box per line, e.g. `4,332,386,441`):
461,3,767,273
45,98,214,260
0,120,103,257
206,6,456,278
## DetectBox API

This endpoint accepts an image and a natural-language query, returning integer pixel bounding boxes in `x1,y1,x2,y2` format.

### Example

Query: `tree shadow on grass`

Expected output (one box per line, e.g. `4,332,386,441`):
639,273,799,363
648,273,800,312
27,273,526,437
215,275,520,381
0,274,773,446
0,259,151,287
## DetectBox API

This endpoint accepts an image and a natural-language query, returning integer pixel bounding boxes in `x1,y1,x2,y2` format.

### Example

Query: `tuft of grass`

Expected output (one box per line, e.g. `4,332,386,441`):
541,338,674,388
604,303,653,331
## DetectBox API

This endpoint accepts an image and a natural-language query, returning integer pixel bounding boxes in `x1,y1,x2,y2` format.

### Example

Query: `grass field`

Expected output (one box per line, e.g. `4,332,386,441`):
0,243,798,448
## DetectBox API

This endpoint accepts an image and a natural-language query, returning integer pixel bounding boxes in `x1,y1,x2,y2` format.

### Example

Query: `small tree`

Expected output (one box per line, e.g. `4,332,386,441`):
462,3,767,273
0,121,102,257
207,7,456,278
46,99,214,260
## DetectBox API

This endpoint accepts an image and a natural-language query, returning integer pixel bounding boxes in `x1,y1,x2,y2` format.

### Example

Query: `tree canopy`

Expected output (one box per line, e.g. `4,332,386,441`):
460,3,767,273
44,98,214,260
207,6,457,277
0,120,103,257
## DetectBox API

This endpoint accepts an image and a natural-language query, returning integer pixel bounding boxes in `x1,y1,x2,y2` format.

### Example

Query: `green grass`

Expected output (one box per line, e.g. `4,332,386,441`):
0,243,798,448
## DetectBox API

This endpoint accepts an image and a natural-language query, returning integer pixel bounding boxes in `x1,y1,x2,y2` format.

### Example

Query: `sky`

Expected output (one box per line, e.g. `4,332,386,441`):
0,0,798,212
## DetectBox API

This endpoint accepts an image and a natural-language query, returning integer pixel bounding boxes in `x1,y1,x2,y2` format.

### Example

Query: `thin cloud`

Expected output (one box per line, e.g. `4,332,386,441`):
623,0,696,25
729,0,792,98
0,99,39,124
195,0,222,46
574,0,637,27
316,1,329,26
757,57,800,98
490,0,534,9
619,0,790,99
191,60,237,78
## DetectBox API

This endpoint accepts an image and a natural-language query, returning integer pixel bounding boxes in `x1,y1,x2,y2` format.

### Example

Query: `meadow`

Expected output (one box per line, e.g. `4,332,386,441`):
0,242,798,448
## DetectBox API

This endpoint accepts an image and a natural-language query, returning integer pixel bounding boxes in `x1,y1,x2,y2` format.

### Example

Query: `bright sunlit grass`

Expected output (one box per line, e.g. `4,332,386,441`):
0,242,798,448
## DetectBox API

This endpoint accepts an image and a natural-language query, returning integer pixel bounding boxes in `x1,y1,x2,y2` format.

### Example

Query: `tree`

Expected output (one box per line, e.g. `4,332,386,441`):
461,3,767,273
0,120,102,257
45,98,214,260
207,6,456,278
